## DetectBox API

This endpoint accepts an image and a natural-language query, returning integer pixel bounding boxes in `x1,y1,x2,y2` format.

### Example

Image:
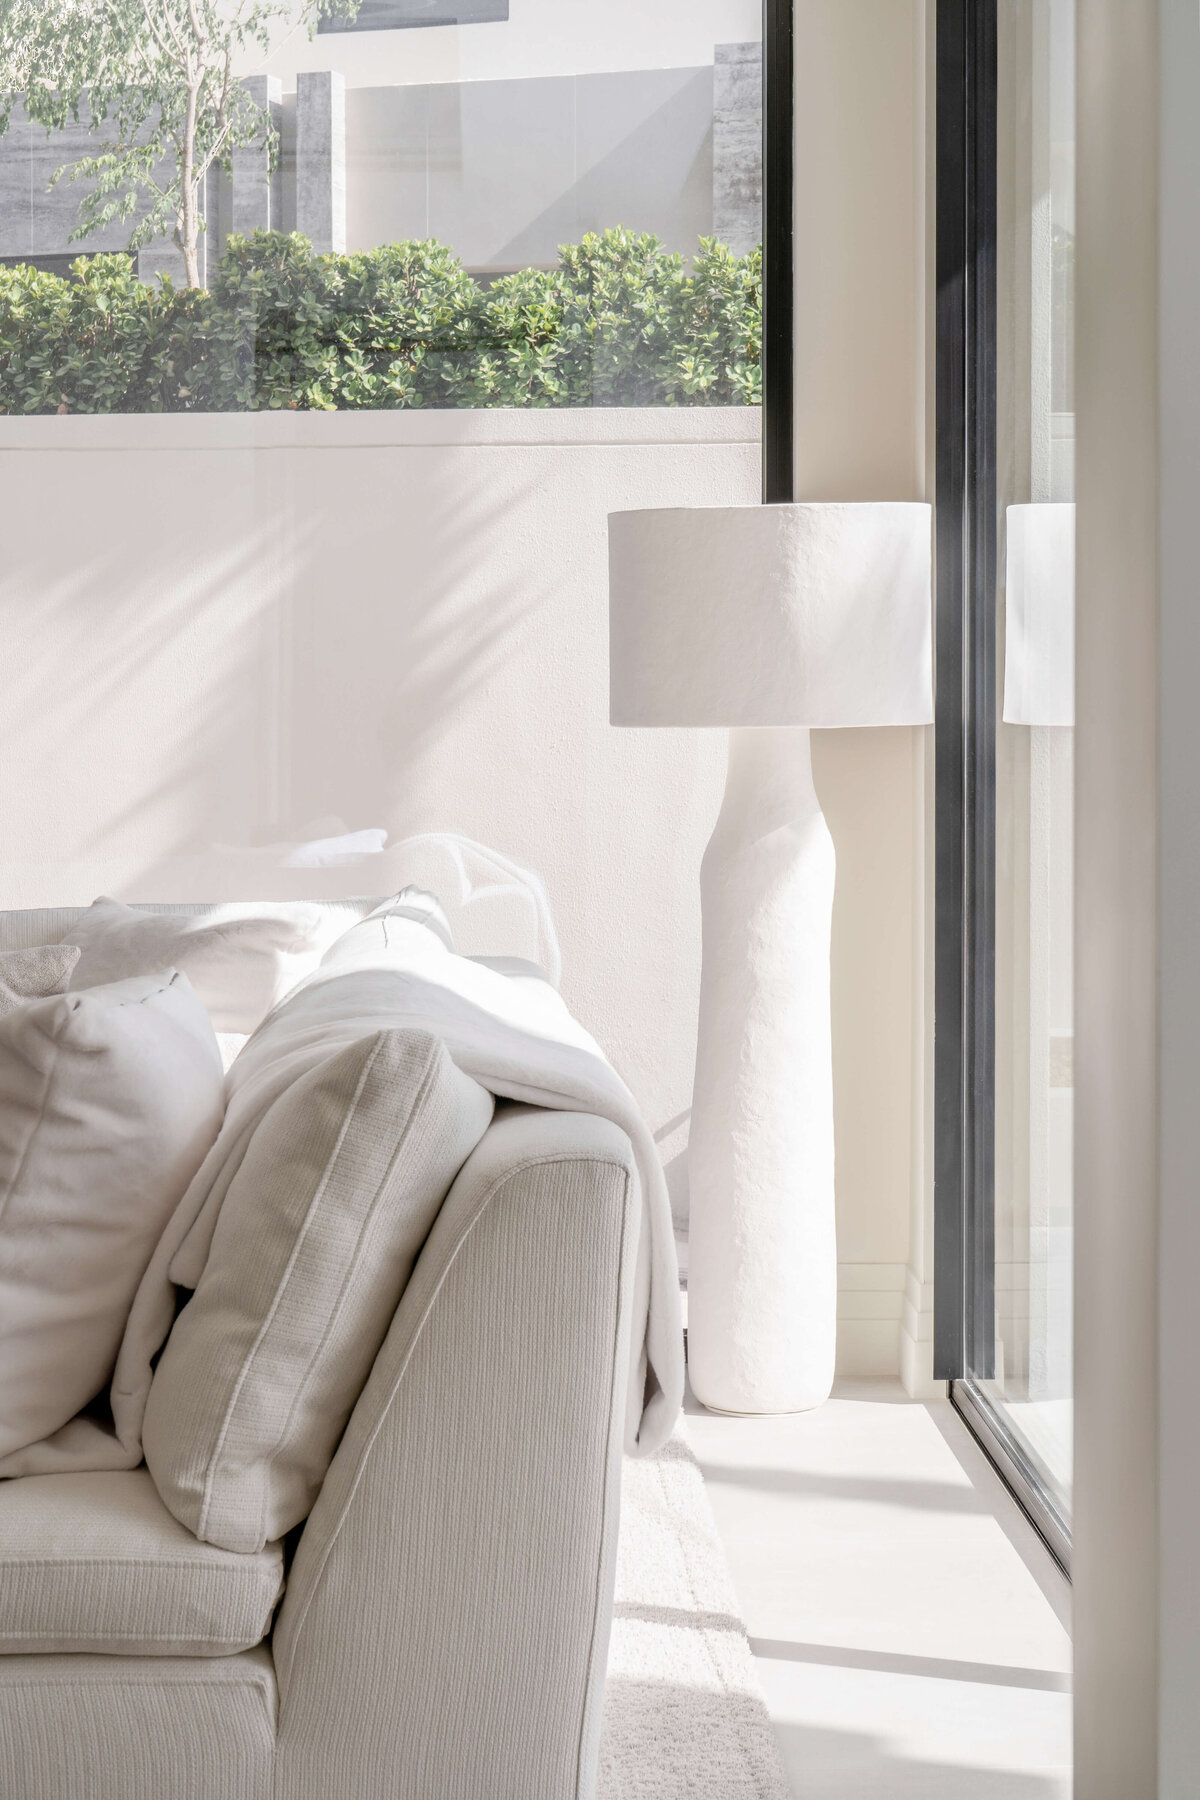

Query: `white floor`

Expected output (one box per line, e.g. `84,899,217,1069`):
688,1380,1073,1799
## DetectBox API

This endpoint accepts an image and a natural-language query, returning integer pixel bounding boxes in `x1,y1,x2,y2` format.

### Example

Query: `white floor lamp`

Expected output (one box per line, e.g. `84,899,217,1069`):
609,502,933,1414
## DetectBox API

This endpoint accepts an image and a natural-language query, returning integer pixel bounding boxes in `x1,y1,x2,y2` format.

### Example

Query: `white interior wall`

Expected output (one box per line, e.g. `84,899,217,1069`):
255,0,761,94
791,0,929,1384
1072,1,1188,1794
1157,3,1200,1782
0,410,750,1221
1075,1,1200,1793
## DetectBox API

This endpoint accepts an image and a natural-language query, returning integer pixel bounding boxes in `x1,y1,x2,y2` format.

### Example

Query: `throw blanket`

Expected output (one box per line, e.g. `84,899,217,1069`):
1,903,681,1478
166,913,682,1456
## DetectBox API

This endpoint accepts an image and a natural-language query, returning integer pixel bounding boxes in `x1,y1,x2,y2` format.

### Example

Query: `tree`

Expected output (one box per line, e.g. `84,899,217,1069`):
0,0,349,288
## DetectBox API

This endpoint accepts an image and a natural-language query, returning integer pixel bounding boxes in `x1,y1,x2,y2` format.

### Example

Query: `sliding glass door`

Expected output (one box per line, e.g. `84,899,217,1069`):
935,0,1075,1571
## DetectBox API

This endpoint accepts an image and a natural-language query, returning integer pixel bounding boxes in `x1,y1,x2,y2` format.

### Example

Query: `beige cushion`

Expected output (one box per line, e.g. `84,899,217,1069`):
0,972,225,1464
64,896,344,1033
0,1469,283,1656
0,943,80,1016
143,1028,493,1552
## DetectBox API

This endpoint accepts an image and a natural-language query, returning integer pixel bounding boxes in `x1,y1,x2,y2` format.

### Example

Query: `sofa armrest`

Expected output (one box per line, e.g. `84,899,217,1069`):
272,1105,639,1800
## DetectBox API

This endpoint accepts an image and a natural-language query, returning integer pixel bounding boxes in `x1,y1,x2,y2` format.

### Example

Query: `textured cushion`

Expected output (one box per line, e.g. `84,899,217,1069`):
0,1469,283,1656
143,1028,494,1551
0,972,224,1463
0,943,80,1016
64,896,344,1032
0,1649,276,1800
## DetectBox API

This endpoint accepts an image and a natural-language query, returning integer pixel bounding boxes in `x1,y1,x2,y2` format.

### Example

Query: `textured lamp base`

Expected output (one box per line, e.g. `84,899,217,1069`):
686,726,837,1415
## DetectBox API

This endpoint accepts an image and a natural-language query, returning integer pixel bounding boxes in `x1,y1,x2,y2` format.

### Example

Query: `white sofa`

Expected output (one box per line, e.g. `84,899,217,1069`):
0,905,641,1800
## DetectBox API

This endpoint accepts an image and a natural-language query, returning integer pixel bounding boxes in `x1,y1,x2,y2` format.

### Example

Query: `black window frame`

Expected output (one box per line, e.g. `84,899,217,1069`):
762,0,794,504
319,0,507,35
933,0,1071,1578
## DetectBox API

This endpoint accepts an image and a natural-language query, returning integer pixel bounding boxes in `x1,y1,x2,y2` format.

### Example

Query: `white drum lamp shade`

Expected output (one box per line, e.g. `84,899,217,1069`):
609,501,933,1415
610,503,934,729
1003,502,1075,727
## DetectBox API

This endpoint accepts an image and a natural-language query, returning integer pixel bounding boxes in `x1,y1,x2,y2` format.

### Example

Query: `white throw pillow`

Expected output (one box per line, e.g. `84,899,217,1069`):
63,897,342,1033
143,1028,493,1551
0,972,225,1462
0,943,80,1016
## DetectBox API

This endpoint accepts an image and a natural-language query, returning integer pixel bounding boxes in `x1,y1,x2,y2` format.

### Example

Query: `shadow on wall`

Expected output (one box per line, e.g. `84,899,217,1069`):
0,442,544,901
0,418,754,1153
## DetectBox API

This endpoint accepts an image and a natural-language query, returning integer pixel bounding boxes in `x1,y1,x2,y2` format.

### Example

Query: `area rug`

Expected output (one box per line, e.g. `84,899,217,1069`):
598,1426,791,1799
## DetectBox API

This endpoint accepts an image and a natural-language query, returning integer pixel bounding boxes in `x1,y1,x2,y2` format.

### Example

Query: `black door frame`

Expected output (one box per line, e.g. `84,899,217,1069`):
933,0,1071,1577
934,0,998,1388
763,0,794,504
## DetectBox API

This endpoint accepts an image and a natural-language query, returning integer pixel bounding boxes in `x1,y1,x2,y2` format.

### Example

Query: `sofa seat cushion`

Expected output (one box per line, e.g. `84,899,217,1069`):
0,1470,284,1656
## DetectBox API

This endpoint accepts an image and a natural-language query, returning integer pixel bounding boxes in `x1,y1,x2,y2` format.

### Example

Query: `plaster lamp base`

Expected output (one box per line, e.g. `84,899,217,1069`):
685,725,838,1416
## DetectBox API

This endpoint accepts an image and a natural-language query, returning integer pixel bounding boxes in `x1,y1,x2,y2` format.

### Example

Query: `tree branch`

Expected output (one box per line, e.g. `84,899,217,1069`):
136,0,185,70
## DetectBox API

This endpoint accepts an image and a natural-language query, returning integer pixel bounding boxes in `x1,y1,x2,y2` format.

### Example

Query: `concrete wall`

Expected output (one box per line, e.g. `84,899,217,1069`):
320,0,508,35
340,65,720,267
0,100,187,282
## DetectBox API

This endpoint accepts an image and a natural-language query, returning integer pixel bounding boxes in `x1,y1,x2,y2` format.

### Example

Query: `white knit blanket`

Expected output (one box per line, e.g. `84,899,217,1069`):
167,912,684,1458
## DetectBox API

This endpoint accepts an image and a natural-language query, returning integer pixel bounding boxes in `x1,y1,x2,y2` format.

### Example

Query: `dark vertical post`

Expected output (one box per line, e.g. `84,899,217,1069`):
762,0,794,504
934,0,998,1381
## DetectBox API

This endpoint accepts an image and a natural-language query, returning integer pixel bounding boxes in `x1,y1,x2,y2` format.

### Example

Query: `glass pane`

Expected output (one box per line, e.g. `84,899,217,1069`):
0,3,762,412
985,0,1075,1525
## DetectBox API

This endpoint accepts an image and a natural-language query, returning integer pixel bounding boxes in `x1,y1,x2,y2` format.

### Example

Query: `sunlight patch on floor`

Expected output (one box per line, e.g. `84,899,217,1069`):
688,1380,1072,1800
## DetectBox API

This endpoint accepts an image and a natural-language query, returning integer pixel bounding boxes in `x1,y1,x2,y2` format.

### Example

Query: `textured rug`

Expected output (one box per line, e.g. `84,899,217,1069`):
598,1426,791,1799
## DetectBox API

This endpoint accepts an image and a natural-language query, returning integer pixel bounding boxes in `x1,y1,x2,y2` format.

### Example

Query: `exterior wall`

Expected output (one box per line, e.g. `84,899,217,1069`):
0,100,186,283
3,50,760,278
713,42,762,256
267,0,760,91
319,0,508,33
296,73,346,253
339,65,718,268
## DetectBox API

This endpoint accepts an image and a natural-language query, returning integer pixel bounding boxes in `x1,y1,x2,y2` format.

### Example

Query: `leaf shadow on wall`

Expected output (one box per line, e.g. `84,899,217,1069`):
0,438,540,907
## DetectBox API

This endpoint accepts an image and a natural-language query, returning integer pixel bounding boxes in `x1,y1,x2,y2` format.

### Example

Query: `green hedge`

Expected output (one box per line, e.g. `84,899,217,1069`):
0,227,761,415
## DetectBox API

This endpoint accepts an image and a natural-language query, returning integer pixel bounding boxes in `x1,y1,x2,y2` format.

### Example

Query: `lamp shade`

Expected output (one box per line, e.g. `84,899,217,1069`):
1002,503,1075,727
608,501,933,728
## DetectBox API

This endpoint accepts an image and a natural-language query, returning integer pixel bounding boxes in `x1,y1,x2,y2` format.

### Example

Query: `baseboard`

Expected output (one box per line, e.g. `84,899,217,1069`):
835,1263,906,1380
679,1261,942,1389
899,1263,948,1399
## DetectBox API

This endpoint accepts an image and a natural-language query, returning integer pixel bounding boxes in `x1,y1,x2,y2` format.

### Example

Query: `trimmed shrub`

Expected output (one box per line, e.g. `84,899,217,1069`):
0,227,761,414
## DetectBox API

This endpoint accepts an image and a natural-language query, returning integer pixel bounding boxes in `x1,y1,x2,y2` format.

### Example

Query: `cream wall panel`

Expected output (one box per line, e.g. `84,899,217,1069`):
794,1,927,1298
